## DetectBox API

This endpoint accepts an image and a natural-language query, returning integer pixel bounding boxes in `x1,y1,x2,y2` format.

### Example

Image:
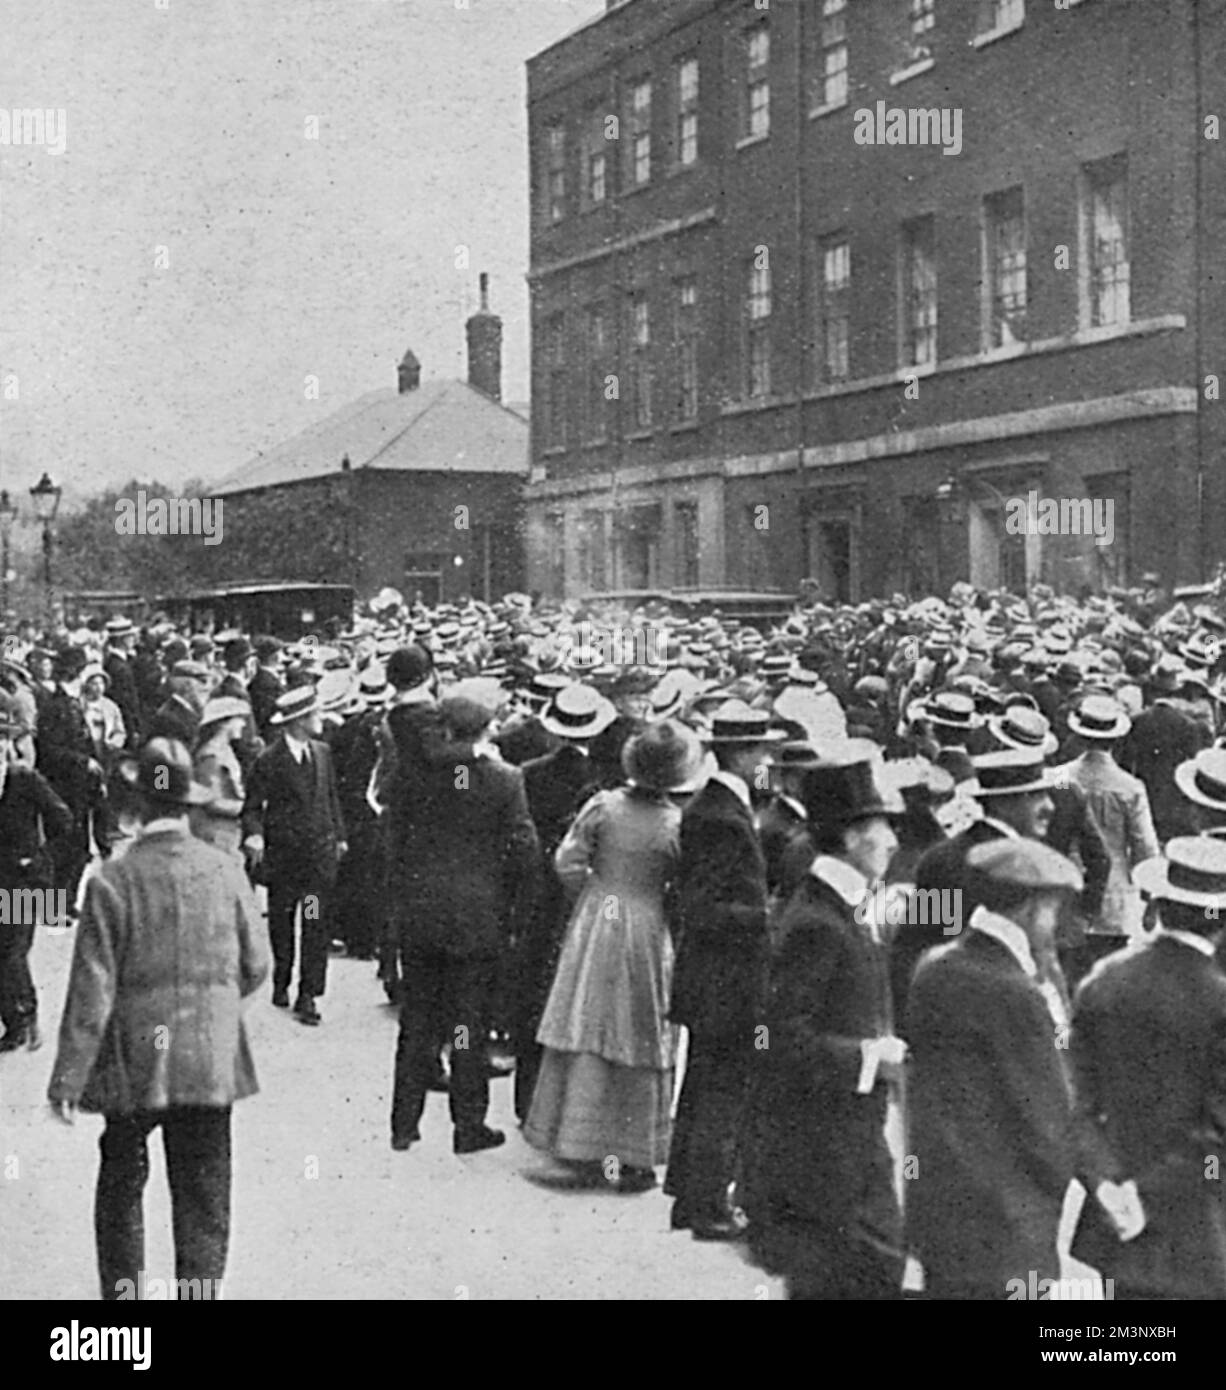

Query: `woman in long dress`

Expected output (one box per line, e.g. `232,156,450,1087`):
190,697,252,857
524,720,705,1193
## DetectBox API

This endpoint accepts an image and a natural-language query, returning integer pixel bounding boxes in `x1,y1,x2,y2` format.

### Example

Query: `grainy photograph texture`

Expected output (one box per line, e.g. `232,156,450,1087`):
0,0,1223,1326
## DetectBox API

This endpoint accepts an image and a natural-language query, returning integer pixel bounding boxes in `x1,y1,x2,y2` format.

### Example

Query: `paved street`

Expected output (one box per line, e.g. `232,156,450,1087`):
1,911,784,1301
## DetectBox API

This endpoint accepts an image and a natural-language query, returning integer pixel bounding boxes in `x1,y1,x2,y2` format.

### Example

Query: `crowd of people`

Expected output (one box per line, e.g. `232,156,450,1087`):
3,571,1225,1300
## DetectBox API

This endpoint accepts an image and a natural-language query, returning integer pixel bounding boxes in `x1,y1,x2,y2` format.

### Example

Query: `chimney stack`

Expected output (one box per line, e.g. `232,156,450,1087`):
398,348,421,394
465,273,502,402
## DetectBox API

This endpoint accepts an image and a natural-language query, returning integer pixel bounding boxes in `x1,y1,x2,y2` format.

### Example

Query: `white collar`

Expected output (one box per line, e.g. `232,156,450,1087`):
284,732,310,760
710,769,751,811
392,686,433,707
810,855,870,908
969,905,1037,977
1154,926,1217,958
140,817,188,838
980,815,1022,840
778,793,807,820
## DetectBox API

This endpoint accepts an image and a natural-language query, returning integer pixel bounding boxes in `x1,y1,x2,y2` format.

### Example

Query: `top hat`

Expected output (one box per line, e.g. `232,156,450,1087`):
1067,694,1131,741
117,737,214,807
965,748,1057,798
799,741,893,828
965,838,1083,896
1134,835,1226,909
270,684,321,726
986,706,1058,757
1173,747,1226,813
705,700,787,745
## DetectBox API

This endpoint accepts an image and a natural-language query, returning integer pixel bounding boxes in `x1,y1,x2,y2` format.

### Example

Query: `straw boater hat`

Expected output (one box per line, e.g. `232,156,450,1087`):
1134,836,1226,909
525,671,574,708
965,747,1057,799
105,616,134,639
1173,747,1226,813
985,705,1059,758
1066,693,1131,741
704,700,787,744
621,719,706,794
270,684,321,726
117,737,213,807
538,683,617,740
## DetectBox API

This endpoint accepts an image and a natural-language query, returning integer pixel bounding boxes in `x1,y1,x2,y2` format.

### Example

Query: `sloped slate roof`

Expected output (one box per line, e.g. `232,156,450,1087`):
215,379,528,496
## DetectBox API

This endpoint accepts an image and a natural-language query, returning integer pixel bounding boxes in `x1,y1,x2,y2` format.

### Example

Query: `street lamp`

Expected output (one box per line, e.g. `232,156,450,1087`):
28,472,62,630
0,490,18,622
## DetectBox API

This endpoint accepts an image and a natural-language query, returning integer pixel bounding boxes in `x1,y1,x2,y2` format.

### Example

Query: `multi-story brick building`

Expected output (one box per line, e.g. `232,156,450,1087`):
523,0,1226,603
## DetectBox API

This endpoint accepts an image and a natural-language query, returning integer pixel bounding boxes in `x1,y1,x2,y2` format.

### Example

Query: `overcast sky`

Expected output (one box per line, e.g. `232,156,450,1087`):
0,0,604,503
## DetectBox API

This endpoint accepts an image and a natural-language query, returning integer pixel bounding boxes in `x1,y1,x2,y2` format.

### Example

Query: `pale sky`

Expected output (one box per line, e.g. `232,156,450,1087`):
0,0,604,504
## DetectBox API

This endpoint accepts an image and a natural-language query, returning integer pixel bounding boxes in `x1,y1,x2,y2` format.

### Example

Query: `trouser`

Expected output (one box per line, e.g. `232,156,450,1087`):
391,951,495,1141
48,804,91,903
267,879,331,999
663,1034,752,1221
96,1107,232,1301
514,1040,543,1124
0,919,35,1032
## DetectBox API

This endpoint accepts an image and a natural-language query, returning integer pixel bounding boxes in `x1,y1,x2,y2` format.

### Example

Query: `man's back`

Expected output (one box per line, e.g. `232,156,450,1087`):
50,825,267,1114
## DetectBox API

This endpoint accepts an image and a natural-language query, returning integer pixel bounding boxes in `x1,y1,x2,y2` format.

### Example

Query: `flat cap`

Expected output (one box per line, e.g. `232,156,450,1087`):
170,659,212,681
966,838,1083,895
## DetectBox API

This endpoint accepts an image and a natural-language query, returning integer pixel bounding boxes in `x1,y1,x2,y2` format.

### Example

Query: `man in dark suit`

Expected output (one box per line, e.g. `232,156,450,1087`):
744,743,905,1299
247,636,286,741
512,683,612,1121
102,618,143,750
242,684,347,1025
1069,836,1226,1300
36,645,104,905
664,701,777,1241
906,838,1087,1299
0,692,73,1050
1119,663,1211,843
145,660,211,748
387,689,539,1154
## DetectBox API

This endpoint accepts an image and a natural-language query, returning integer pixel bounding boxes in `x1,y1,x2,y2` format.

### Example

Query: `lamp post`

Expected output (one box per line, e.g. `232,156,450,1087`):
28,472,62,630
0,490,17,622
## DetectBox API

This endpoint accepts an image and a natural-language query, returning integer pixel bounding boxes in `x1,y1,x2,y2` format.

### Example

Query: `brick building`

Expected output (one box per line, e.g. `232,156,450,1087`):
523,0,1226,602
214,278,529,605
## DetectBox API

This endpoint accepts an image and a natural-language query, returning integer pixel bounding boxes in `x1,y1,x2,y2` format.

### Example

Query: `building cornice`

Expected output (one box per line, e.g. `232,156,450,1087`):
528,207,719,282
526,386,1197,500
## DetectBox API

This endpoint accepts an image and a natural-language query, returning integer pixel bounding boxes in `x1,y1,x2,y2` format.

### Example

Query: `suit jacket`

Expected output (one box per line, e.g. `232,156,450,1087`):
241,736,346,888
0,765,73,889
36,686,98,807
1046,781,1110,928
1119,700,1211,843
248,666,286,739
387,747,539,959
48,823,268,1113
1064,752,1159,936
905,929,1079,1291
145,695,200,749
755,793,809,902
103,648,142,747
1069,934,1226,1298
744,863,902,1282
668,778,769,1041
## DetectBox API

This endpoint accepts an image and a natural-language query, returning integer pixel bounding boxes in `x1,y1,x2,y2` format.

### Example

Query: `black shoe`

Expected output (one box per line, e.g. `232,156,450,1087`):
272,989,290,1009
293,998,321,1026
669,1203,693,1231
617,1166,658,1194
691,1217,746,1243
391,1127,421,1152
0,1025,28,1053
454,1126,505,1155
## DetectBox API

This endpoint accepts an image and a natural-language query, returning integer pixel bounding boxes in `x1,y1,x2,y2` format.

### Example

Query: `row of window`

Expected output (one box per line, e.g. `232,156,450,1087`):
537,153,1129,444
540,0,1085,223
543,501,701,593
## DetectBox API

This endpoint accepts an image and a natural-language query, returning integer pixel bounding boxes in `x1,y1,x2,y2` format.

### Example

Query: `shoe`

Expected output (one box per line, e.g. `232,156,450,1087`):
669,1203,693,1231
272,989,290,1009
0,1026,28,1053
616,1167,658,1194
453,1126,505,1155
391,1127,421,1151
293,998,322,1026
691,1217,746,1243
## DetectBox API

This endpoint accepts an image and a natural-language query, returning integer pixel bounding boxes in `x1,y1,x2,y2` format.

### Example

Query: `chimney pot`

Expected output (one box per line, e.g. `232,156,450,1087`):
465,274,502,402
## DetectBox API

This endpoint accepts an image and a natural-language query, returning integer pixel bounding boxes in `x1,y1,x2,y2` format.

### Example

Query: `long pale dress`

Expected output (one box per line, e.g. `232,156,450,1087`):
524,786,680,1170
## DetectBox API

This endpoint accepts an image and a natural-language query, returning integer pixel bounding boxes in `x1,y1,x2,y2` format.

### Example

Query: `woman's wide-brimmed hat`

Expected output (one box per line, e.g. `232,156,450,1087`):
622,718,707,793
1066,693,1131,742
117,737,214,807
198,696,252,733
1173,747,1226,813
1135,835,1226,909
269,684,321,726
799,740,894,828
540,683,618,740
80,663,111,690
